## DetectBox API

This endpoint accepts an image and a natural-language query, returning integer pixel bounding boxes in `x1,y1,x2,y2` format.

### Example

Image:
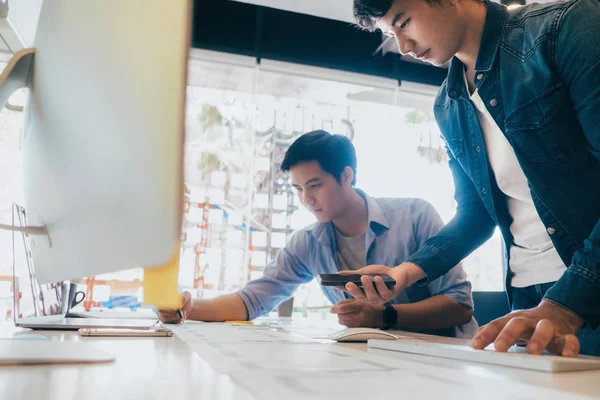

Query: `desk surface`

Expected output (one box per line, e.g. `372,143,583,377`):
0,321,598,400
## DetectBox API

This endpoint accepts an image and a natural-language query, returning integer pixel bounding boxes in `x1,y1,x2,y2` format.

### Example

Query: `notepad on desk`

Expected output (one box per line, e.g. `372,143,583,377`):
225,320,257,326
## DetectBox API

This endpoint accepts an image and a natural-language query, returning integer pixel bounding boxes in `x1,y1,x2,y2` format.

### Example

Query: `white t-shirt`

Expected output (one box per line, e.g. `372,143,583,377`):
334,227,366,271
467,75,566,287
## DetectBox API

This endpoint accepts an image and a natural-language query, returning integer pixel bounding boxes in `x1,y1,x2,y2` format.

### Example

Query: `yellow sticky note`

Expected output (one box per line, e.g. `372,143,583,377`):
143,248,181,309
226,320,255,326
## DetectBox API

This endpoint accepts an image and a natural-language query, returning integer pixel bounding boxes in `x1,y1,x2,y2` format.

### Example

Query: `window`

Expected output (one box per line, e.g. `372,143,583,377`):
180,51,504,317
0,51,504,320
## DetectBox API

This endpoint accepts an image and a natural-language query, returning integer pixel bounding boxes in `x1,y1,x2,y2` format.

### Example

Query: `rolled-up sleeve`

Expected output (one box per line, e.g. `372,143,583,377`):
237,232,314,320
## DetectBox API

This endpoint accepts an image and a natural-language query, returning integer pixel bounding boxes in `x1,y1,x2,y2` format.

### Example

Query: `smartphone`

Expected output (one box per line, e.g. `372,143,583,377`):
316,273,396,289
79,328,173,337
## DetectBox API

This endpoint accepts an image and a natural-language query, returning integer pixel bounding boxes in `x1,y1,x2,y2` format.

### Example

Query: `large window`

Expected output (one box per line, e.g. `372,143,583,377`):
0,50,504,320
177,50,504,316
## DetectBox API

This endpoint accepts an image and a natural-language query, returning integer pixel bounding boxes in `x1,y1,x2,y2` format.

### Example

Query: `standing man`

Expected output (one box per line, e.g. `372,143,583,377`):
348,0,600,356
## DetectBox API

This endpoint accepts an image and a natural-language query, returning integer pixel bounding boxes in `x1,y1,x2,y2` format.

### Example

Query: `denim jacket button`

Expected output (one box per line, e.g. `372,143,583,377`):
481,188,487,194
477,73,484,80
490,98,498,107
476,146,481,152
546,227,556,235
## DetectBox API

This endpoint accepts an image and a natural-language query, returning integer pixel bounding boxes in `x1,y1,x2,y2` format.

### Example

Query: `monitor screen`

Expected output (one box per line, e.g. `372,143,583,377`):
21,0,191,284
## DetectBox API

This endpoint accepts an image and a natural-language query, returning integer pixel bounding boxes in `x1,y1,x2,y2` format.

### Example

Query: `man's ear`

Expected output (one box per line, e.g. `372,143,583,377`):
341,166,354,186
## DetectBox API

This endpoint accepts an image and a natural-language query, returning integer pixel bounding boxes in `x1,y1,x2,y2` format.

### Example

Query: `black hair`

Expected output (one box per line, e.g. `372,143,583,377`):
280,130,357,186
353,0,441,31
353,0,394,31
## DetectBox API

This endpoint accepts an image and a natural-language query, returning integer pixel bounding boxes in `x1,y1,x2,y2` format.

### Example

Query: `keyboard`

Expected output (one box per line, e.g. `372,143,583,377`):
368,339,600,372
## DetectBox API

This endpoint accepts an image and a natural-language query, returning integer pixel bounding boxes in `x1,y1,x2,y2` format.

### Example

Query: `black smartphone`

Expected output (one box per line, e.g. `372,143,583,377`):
316,273,396,289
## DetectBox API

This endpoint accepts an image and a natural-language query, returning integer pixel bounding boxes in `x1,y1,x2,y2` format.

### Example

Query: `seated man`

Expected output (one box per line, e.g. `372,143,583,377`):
158,130,477,337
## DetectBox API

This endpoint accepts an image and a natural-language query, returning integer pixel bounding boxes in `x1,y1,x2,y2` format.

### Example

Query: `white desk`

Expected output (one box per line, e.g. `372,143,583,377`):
0,321,598,400
0,323,256,400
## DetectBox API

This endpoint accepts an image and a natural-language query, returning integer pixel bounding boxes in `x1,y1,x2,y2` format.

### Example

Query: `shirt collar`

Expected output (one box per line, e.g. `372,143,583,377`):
310,189,390,240
446,1,508,100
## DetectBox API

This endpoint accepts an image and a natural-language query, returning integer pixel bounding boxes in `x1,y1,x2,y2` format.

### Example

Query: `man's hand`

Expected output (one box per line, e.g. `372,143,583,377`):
337,263,423,305
156,291,193,324
471,300,584,357
330,299,385,328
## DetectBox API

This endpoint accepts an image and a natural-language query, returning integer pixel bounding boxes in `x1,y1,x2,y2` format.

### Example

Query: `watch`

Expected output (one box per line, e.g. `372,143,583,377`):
381,304,397,330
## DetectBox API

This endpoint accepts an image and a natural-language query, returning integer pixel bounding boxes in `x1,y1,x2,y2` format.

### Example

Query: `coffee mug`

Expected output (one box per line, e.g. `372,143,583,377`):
68,283,86,310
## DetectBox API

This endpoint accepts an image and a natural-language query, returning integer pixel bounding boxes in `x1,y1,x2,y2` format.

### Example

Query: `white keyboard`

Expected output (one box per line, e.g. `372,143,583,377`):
368,339,600,372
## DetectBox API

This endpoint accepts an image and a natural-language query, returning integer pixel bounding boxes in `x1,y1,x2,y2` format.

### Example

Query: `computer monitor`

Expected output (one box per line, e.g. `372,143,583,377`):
4,0,191,284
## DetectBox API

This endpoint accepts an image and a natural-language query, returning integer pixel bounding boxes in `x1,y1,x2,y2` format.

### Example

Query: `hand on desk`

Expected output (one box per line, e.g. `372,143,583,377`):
471,300,584,357
330,299,384,328
157,291,192,324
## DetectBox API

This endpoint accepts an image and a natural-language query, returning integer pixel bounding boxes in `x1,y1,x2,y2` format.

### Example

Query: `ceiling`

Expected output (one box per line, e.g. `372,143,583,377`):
232,0,356,23
1,0,556,88
232,0,556,62
233,0,555,23
193,1,448,86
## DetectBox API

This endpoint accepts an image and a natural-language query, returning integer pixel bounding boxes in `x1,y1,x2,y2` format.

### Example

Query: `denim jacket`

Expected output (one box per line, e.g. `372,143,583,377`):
407,0,600,328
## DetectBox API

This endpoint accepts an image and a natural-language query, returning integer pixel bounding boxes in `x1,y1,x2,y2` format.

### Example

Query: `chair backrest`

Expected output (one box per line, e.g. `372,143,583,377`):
472,291,510,326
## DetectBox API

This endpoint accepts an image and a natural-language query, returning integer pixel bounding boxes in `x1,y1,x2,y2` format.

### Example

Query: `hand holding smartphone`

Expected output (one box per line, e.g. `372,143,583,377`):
316,273,396,289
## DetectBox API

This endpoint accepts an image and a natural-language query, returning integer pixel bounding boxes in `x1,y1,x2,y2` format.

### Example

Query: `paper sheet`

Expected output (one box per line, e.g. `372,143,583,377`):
143,249,181,309
258,318,345,339
185,342,404,374
168,319,594,400
229,368,593,400
259,319,415,340
168,322,317,344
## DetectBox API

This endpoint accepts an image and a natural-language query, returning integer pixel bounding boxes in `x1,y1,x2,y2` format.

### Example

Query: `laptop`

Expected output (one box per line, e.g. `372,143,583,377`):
12,204,159,330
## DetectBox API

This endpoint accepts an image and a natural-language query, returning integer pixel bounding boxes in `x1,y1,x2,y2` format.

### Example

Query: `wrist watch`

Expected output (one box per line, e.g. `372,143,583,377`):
381,304,397,330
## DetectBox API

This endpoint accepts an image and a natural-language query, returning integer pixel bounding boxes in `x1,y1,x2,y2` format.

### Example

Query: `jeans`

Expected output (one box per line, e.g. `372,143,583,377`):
512,283,600,356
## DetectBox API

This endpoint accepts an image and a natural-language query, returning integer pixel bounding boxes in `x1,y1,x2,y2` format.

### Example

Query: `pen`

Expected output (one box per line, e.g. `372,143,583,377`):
177,309,184,321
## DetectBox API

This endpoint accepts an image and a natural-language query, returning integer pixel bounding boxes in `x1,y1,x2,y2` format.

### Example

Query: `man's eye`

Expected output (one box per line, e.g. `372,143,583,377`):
400,18,411,29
